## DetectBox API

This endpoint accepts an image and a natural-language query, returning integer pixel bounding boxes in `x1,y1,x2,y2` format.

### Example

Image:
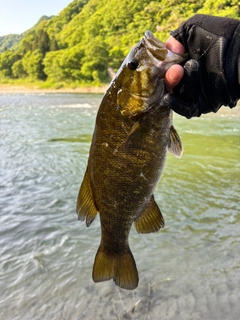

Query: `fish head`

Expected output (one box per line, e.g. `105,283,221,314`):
115,31,186,117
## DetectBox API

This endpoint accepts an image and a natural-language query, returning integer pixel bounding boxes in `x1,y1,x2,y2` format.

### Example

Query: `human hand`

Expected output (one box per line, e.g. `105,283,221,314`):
164,14,240,118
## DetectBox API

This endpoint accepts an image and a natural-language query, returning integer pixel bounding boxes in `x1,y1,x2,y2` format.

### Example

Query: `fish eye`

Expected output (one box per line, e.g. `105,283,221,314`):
127,59,138,70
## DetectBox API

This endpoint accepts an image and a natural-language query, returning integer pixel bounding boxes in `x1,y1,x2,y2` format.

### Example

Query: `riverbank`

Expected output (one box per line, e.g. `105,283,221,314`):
0,84,108,94
1,83,239,117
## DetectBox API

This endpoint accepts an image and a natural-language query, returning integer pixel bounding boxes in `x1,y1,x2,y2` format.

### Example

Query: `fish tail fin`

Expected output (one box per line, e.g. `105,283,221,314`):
92,244,139,290
114,248,139,290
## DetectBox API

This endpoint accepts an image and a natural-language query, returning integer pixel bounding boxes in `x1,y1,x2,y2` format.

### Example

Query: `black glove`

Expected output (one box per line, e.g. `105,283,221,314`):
164,14,240,118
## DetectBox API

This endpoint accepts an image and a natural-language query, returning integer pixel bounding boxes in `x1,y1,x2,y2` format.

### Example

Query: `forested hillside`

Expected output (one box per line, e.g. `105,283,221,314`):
0,16,53,53
0,0,239,87
0,34,22,52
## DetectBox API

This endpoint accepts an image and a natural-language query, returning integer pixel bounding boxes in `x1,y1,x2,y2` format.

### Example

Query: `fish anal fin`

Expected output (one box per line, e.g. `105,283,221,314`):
168,125,183,158
76,166,98,227
92,245,139,290
134,195,164,234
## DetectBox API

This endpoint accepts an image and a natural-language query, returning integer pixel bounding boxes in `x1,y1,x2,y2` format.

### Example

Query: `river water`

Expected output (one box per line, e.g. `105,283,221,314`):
0,93,239,320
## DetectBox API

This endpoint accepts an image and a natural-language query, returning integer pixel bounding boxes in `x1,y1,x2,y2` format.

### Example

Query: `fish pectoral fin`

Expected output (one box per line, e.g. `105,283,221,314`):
168,125,183,158
76,166,98,227
134,195,164,234
92,244,139,290
125,119,147,152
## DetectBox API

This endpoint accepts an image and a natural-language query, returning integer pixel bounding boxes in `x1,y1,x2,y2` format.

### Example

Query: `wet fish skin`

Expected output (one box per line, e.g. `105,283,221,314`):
76,31,184,290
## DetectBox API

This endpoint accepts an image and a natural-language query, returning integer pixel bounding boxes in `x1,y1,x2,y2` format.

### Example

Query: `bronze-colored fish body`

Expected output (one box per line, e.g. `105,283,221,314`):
76,31,184,290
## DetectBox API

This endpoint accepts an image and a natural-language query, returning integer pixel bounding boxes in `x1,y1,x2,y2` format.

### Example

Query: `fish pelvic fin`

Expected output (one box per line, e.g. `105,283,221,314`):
168,125,183,158
92,244,139,290
76,166,98,227
134,195,165,234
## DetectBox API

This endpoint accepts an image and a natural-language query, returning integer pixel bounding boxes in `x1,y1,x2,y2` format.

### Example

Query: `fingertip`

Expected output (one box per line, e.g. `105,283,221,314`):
166,36,185,55
165,65,184,91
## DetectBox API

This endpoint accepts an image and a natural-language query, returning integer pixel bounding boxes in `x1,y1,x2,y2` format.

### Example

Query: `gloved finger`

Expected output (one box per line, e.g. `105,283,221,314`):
173,59,200,100
164,92,200,118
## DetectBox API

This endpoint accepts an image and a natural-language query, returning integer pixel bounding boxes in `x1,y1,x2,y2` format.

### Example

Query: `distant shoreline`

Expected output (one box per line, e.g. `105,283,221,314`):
0,84,108,94
1,83,240,117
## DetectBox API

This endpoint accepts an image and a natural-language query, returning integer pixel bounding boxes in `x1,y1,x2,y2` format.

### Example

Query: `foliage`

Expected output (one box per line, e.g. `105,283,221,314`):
0,0,239,86
43,46,84,82
12,60,27,78
0,51,21,78
0,34,22,52
0,15,53,53
197,0,240,17
22,50,46,80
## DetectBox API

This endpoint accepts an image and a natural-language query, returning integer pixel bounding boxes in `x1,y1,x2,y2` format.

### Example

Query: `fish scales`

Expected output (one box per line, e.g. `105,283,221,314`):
76,31,185,290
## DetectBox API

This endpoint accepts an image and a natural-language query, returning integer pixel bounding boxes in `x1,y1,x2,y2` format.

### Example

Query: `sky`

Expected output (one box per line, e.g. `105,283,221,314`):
0,0,72,36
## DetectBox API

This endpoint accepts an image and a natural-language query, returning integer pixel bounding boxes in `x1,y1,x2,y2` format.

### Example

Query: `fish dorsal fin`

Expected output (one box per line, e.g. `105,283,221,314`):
134,195,164,234
168,125,183,158
76,166,98,227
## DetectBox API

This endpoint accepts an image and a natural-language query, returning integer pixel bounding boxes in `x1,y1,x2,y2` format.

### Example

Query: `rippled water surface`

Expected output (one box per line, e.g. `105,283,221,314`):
0,93,240,320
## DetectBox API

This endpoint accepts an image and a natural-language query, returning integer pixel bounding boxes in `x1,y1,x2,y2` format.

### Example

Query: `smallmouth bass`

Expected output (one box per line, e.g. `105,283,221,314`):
76,31,185,290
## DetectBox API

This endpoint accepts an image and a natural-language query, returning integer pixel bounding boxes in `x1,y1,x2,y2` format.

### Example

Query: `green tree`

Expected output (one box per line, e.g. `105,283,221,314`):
44,45,84,82
43,50,65,82
12,60,27,78
22,50,46,80
197,0,240,17
0,51,19,78
49,36,59,51
19,33,35,54
60,46,84,80
80,36,109,82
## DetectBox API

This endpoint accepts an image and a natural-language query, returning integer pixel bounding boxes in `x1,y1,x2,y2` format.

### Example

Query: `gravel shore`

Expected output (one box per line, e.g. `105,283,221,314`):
0,84,108,94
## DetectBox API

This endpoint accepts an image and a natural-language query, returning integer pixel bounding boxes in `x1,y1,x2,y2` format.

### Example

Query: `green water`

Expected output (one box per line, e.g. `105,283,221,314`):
0,93,239,319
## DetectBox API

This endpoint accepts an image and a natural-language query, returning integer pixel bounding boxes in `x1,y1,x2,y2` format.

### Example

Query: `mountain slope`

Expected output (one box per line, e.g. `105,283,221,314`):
0,0,239,85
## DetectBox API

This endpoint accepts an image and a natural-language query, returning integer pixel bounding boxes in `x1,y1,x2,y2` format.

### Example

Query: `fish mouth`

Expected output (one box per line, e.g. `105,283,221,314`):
143,31,168,62
143,30,186,67
144,30,163,46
